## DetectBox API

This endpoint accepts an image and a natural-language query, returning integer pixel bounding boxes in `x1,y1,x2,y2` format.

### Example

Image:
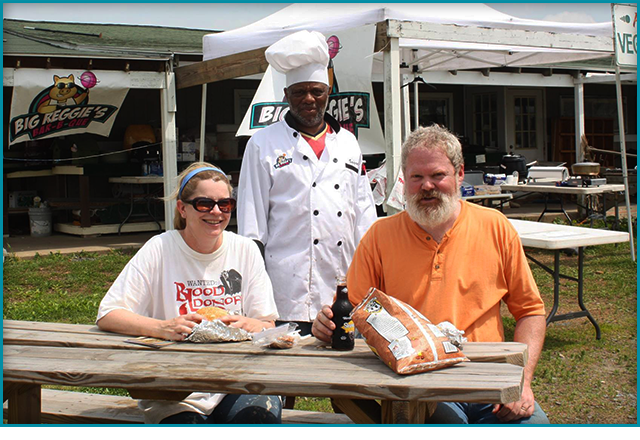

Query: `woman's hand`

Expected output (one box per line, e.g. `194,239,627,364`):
219,315,274,333
155,313,203,341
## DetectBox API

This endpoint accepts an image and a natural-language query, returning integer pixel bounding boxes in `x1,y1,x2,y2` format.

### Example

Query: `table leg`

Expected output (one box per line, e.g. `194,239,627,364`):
537,194,571,223
544,250,562,324
79,175,91,228
576,247,602,340
145,183,162,232
381,400,432,424
332,398,381,424
527,248,601,340
5,382,42,424
118,185,135,235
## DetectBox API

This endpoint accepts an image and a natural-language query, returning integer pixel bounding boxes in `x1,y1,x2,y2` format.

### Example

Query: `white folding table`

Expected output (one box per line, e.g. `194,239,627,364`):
501,183,625,225
510,219,630,339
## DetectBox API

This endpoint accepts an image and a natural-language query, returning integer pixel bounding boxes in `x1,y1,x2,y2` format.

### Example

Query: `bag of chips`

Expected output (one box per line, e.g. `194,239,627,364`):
351,288,469,375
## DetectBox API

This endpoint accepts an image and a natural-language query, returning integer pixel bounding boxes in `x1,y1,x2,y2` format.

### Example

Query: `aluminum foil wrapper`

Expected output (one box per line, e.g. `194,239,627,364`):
436,321,468,347
185,320,251,343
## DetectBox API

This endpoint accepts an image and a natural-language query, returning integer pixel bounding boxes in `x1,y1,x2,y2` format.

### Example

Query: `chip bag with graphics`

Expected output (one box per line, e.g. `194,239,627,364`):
351,288,469,375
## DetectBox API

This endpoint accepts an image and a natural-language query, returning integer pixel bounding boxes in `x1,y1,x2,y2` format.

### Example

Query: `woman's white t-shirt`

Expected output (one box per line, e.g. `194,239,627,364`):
97,230,278,423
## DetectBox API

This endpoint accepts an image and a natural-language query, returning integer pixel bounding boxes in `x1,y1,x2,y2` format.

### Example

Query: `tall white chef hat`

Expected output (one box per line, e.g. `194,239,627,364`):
265,30,329,88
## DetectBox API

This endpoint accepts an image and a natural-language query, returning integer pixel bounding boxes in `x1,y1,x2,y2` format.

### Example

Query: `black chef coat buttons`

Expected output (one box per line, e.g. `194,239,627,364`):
293,132,298,138
303,155,308,160
334,184,340,190
337,241,343,247
337,211,342,217
313,210,319,216
313,239,319,245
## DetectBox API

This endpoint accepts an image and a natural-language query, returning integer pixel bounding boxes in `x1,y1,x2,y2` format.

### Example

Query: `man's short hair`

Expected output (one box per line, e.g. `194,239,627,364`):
401,124,464,173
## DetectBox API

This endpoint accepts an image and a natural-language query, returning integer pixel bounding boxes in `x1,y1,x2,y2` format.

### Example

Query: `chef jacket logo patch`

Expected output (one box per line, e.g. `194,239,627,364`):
273,153,293,169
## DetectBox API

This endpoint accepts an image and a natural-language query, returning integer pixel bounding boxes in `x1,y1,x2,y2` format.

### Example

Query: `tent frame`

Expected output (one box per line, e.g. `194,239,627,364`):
173,18,634,251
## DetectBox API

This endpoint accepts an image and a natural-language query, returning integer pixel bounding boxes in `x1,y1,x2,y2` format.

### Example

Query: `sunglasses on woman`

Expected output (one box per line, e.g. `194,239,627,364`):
183,197,236,213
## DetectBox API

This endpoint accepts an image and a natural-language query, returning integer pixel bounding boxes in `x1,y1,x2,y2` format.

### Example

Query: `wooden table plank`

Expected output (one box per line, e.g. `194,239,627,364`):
3,321,527,366
4,345,523,404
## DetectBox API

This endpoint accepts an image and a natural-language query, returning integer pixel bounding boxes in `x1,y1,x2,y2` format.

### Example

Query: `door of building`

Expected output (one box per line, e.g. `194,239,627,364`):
506,89,545,164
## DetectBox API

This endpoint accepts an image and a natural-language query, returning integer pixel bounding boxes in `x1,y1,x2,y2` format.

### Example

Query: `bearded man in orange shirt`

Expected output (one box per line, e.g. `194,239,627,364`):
312,124,549,424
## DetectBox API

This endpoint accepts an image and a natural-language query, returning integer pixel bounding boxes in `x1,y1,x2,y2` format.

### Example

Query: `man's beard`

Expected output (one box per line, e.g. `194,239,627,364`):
288,102,327,128
405,187,460,227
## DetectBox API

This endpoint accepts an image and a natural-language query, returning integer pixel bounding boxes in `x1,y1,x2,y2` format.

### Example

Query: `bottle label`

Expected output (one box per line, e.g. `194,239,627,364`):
341,320,355,335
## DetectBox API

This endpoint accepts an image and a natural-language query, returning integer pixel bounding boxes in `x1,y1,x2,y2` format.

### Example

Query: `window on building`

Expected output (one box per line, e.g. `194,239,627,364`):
418,94,453,130
473,94,497,147
560,96,627,134
514,96,537,149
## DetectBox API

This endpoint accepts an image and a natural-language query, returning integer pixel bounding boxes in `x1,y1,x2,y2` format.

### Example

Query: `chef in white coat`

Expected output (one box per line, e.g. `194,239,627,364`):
238,30,377,336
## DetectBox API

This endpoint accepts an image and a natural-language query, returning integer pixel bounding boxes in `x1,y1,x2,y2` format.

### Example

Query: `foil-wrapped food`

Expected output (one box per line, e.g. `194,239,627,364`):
186,319,251,343
436,321,468,347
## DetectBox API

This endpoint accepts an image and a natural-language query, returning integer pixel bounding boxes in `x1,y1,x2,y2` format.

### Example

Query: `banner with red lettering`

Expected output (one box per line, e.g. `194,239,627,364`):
237,25,385,155
9,69,129,146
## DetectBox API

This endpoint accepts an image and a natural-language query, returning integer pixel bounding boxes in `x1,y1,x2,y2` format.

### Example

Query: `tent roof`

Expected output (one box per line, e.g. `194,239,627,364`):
178,3,618,89
203,3,613,61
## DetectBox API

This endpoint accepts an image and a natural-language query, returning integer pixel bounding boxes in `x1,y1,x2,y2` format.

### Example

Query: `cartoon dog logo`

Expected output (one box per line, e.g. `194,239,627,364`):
30,74,89,114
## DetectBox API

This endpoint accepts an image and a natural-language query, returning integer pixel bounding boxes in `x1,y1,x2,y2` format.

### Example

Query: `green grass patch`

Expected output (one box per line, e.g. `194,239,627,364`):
3,230,637,423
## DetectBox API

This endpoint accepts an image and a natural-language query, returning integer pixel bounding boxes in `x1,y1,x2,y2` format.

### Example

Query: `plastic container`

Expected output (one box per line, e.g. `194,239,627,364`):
28,207,52,237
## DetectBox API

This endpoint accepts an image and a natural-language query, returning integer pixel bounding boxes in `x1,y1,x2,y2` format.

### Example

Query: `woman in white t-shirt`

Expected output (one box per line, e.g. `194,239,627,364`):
97,162,281,424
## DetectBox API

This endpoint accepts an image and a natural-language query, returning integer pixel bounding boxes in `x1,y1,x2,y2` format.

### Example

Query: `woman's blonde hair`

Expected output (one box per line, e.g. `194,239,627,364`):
167,162,233,230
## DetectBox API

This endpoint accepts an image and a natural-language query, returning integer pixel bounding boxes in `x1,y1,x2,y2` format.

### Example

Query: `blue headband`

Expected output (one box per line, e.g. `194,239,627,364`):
178,166,225,199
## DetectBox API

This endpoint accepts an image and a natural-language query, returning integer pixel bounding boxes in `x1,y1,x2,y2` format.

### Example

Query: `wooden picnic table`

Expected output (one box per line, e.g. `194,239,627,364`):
3,320,528,424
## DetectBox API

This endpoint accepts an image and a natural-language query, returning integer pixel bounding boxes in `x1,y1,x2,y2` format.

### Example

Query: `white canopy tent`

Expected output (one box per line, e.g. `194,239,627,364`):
186,3,616,195
174,4,634,251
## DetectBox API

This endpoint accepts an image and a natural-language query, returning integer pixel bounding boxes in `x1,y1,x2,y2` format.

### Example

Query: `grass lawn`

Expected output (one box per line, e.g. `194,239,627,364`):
3,222,637,424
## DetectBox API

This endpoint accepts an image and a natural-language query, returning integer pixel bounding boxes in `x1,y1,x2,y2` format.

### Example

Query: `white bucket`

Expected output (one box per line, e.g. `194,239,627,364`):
28,207,52,237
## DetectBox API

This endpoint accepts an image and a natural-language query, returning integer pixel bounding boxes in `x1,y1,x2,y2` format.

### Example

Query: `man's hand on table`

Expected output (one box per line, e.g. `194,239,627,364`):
311,305,335,343
492,383,536,422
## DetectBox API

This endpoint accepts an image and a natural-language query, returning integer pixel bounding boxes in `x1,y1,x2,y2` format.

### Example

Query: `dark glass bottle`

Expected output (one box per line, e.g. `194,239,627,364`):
331,276,355,351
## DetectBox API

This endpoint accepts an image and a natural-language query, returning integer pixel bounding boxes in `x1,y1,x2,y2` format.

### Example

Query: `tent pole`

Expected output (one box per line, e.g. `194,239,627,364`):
383,36,403,215
413,81,419,130
199,83,207,162
574,79,585,162
401,76,411,141
614,66,635,261
161,65,178,231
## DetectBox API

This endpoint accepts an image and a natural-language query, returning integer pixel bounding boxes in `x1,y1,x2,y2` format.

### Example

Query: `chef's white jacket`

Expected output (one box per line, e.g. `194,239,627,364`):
238,114,377,321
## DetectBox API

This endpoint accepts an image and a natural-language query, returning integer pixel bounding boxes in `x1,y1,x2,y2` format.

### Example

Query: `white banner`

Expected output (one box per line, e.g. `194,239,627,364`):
237,25,385,154
9,69,130,146
612,4,637,67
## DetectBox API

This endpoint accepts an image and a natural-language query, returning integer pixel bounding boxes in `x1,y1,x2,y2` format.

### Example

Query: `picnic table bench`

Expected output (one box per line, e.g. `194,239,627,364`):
4,320,528,424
